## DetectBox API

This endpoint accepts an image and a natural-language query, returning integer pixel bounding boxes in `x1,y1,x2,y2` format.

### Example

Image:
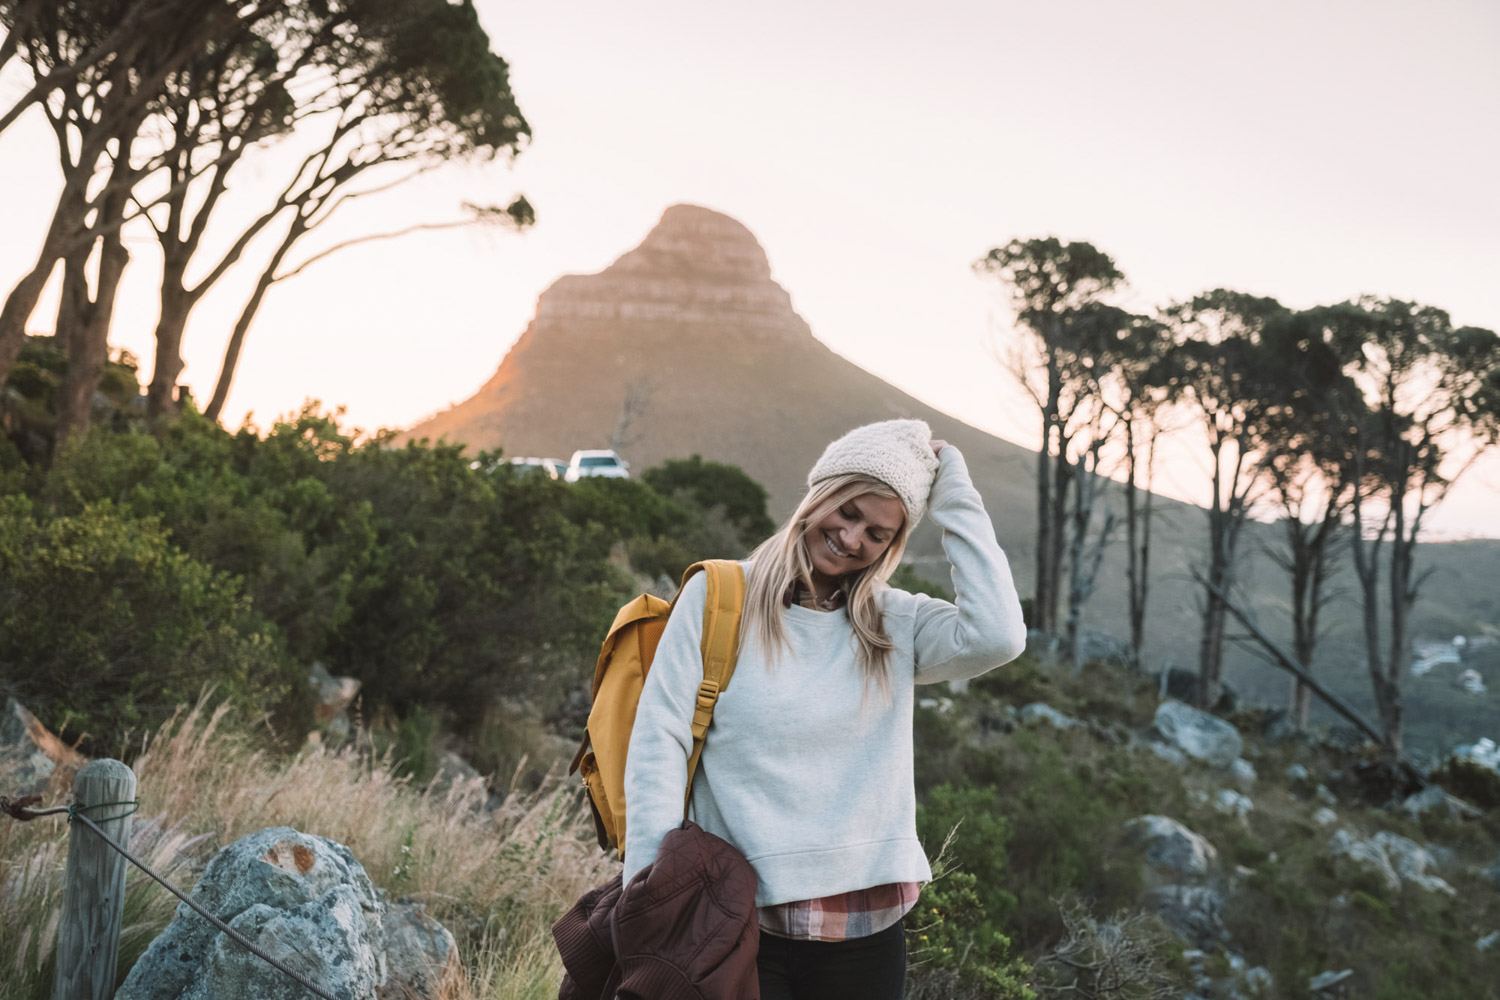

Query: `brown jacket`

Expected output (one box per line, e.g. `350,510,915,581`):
554,822,760,1000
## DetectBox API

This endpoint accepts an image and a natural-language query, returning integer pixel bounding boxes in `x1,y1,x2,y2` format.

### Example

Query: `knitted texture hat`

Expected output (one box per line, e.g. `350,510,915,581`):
807,419,941,528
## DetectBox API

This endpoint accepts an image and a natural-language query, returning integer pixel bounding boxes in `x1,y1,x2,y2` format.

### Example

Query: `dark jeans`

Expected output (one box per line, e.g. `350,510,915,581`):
756,919,906,1000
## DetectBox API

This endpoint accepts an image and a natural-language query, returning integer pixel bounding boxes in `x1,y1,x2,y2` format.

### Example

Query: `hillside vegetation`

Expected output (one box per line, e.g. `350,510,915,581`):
2,360,1498,998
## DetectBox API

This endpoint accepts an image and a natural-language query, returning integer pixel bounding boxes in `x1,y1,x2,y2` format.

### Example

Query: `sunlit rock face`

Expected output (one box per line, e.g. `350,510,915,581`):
535,205,801,334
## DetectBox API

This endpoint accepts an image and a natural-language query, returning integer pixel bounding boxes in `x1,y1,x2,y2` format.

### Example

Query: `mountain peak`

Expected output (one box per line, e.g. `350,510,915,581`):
606,203,772,281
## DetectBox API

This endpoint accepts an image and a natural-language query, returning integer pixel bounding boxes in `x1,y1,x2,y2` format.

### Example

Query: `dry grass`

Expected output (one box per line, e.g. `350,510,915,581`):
0,698,616,1000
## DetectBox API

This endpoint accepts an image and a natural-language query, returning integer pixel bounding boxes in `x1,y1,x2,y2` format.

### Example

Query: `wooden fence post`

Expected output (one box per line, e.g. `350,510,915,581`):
53,758,136,1000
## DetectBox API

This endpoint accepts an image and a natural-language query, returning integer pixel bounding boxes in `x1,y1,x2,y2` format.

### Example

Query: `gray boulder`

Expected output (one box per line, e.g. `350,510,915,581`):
1214,789,1254,820
379,902,458,999
1401,784,1481,820
309,662,361,743
0,698,85,794
1122,815,1219,882
1328,829,1455,896
1153,700,1243,769
1018,702,1079,730
1146,740,1189,767
117,827,395,1000
1140,884,1228,948
1309,969,1354,993
1229,757,1257,789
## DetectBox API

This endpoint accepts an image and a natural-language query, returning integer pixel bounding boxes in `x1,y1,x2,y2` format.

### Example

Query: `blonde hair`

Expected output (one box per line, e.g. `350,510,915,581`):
742,473,912,693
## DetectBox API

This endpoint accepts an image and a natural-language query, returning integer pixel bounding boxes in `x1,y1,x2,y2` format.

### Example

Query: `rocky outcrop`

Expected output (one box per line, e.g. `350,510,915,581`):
1121,815,1228,948
1123,815,1219,882
1153,701,1243,769
0,698,85,794
1327,829,1455,896
117,827,458,1000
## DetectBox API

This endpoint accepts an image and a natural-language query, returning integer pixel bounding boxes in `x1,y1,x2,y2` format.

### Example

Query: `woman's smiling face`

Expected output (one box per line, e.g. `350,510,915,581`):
802,491,906,578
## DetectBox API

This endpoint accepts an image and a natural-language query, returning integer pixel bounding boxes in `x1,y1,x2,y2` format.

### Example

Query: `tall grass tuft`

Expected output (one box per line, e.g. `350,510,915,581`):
0,697,615,1000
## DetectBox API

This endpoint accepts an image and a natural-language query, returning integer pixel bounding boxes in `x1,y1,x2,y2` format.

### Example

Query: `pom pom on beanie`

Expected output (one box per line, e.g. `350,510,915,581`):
807,419,941,528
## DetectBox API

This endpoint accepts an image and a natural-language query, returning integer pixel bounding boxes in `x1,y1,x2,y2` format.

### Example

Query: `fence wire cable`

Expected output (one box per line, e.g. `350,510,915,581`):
3,794,338,1000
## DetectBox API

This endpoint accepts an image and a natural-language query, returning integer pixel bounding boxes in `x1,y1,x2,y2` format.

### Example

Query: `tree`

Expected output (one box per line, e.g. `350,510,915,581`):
1161,290,1285,709
1102,314,1176,672
199,0,532,422
975,238,1125,640
0,0,271,400
1254,309,1363,730
1315,297,1500,756
1054,302,1134,672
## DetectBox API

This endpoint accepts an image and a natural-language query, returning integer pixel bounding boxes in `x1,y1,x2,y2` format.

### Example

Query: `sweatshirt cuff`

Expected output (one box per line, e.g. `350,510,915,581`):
927,446,973,513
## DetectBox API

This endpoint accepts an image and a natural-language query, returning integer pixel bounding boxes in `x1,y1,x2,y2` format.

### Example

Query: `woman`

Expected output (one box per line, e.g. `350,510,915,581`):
623,418,1026,999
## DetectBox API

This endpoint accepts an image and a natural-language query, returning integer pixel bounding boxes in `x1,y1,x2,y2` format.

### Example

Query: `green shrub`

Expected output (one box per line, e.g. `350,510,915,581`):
0,496,305,751
640,454,775,545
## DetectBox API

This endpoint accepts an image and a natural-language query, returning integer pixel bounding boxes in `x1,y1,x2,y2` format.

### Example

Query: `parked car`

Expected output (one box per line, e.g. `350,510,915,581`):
565,449,630,482
503,456,566,480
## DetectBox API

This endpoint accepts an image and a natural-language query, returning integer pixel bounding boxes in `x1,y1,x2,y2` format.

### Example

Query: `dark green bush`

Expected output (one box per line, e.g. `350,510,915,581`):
0,495,306,751
640,454,775,545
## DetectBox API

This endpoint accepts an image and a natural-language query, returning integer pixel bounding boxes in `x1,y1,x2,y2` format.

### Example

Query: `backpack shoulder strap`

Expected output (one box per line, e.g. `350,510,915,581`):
681,559,745,813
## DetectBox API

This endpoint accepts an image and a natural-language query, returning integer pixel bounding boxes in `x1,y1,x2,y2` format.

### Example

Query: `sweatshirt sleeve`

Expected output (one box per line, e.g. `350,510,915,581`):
911,446,1027,684
621,570,706,884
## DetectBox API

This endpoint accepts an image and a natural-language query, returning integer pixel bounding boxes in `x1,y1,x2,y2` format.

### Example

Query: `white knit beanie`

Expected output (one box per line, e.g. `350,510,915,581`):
807,419,941,528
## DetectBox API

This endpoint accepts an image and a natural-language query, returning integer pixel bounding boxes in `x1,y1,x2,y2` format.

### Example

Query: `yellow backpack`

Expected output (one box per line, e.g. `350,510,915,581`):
569,559,746,860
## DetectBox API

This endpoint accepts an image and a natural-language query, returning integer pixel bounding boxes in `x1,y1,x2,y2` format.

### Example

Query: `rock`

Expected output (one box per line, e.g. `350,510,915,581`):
1230,757,1257,789
379,902,459,999
1482,857,1500,888
1313,806,1339,827
1018,702,1079,730
1147,741,1189,767
1477,930,1500,952
1315,783,1338,806
1244,966,1274,993
1400,784,1481,820
116,827,462,1000
1139,884,1228,948
1285,762,1311,783
117,827,383,1000
309,662,360,742
1432,737,1500,808
1122,815,1219,881
1214,789,1254,820
1153,700,1243,769
1327,829,1455,896
1309,968,1354,992
0,698,86,794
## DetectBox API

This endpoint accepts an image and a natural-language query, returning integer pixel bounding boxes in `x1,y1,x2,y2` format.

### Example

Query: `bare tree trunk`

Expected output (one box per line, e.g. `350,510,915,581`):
1034,371,1058,635
1047,441,1072,633
1063,435,1119,674
147,283,191,418
55,128,136,443
1125,426,1159,673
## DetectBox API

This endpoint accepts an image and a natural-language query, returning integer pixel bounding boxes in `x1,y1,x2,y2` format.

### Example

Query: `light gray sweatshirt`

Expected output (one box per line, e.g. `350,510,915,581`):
622,446,1026,905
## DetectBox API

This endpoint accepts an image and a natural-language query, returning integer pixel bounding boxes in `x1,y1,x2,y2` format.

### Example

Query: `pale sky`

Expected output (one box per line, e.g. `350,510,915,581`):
2,0,1498,535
